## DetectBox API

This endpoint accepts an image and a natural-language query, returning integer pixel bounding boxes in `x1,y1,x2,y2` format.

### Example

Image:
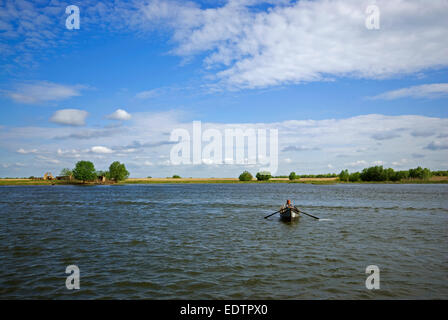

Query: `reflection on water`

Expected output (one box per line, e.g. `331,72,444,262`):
0,183,447,299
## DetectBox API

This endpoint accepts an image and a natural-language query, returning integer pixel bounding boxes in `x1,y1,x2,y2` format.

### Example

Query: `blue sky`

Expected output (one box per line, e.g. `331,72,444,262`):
0,0,447,177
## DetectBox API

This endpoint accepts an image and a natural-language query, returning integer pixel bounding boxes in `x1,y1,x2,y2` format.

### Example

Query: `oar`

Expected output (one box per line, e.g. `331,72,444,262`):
264,210,281,219
294,206,320,220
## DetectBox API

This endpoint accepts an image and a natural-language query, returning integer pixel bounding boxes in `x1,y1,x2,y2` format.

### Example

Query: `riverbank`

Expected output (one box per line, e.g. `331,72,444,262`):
1,176,447,185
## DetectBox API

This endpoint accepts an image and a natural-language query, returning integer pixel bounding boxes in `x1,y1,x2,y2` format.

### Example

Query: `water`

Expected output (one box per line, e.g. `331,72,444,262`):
0,183,447,299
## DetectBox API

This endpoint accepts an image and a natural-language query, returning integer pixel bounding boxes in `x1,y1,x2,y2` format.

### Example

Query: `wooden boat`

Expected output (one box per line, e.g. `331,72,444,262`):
279,206,300,222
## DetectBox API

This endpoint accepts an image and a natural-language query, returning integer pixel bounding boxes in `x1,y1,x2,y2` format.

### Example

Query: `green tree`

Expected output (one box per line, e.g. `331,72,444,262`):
349,172,361,182
360,166,385,181
289,172,298,180
339,169,349,182
239,171,253,181
172,174,181,179
59,168,72,177
72,161,97,182
109,161,130,182
256,171,271,181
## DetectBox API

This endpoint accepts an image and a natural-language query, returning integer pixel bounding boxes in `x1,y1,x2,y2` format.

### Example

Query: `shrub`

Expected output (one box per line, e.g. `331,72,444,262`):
172,175,181,179
239,171,253,181
289,172,298,180
256,171,271,181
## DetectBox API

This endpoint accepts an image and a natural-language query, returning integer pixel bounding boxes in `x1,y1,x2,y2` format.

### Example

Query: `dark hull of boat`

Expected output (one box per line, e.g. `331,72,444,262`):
279,208,299,221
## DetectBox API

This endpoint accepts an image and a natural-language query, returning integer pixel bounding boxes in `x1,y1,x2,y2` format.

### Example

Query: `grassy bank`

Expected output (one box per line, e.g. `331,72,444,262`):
1,176,447,186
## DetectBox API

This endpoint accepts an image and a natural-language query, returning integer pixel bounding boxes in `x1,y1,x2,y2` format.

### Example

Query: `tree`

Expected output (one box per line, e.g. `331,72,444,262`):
289,172,298,180
349,172,361,182
172,174,181,179
109,161,130,182
239,171,253,181
72,161,97,182
360,166,385,181
256,171,271,181
339,169,349,182
60,168,72,177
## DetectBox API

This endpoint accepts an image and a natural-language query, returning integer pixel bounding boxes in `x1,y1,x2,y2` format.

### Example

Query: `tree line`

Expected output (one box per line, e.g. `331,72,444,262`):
238,166,447,182
60,161,129,183
338,166,445,182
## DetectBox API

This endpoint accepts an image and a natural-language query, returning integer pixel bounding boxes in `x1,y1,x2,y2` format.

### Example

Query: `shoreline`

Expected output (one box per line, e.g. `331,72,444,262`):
1,177,447,186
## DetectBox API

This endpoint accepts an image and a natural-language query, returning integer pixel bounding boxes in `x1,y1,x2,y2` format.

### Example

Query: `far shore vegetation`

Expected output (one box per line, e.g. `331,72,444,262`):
1,165,447,185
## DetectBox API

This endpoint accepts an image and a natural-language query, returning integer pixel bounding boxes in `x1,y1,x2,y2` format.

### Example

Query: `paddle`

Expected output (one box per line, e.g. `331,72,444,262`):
264,210,281,219
294,206,320,220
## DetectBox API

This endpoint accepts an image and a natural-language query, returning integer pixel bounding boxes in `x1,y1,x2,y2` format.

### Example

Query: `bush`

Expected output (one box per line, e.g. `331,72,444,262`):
73,161,97,182
409,166,432,180
239,171,253,181
256,171,271,181
289,172,298,180
172,175,181,179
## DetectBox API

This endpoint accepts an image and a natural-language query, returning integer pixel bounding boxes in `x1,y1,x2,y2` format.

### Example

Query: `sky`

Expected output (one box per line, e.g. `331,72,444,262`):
0,0,447,178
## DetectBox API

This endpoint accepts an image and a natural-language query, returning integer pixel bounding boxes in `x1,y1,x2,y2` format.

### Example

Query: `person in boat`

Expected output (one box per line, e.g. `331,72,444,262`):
281,199,293,211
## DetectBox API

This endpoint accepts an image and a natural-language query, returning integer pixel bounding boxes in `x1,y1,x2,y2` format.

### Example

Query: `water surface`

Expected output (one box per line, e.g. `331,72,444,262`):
0,183,447,299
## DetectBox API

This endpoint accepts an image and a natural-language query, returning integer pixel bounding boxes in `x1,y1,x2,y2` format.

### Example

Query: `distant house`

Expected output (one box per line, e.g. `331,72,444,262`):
97,175,106,183
43,172,54,180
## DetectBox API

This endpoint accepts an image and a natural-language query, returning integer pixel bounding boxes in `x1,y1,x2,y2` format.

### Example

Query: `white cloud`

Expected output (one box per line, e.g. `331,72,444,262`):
16,148,38,154
106,109,132,121
391,159,409,167
91,146,114,154
346,160,368,168
370,83,448,100
135,89,161,99
135,0,448,89
5,81,86,104
50,109,88,126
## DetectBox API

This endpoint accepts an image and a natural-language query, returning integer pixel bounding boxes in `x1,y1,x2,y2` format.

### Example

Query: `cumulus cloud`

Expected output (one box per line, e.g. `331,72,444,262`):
106,109,132,121
4,0,448,90
4,81,86,104
50,109,89,126
370,83,448,100
91,146,114,154
134,0,448,89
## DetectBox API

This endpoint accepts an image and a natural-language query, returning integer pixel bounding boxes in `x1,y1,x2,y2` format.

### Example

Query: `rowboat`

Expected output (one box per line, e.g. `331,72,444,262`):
279,207,300,222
